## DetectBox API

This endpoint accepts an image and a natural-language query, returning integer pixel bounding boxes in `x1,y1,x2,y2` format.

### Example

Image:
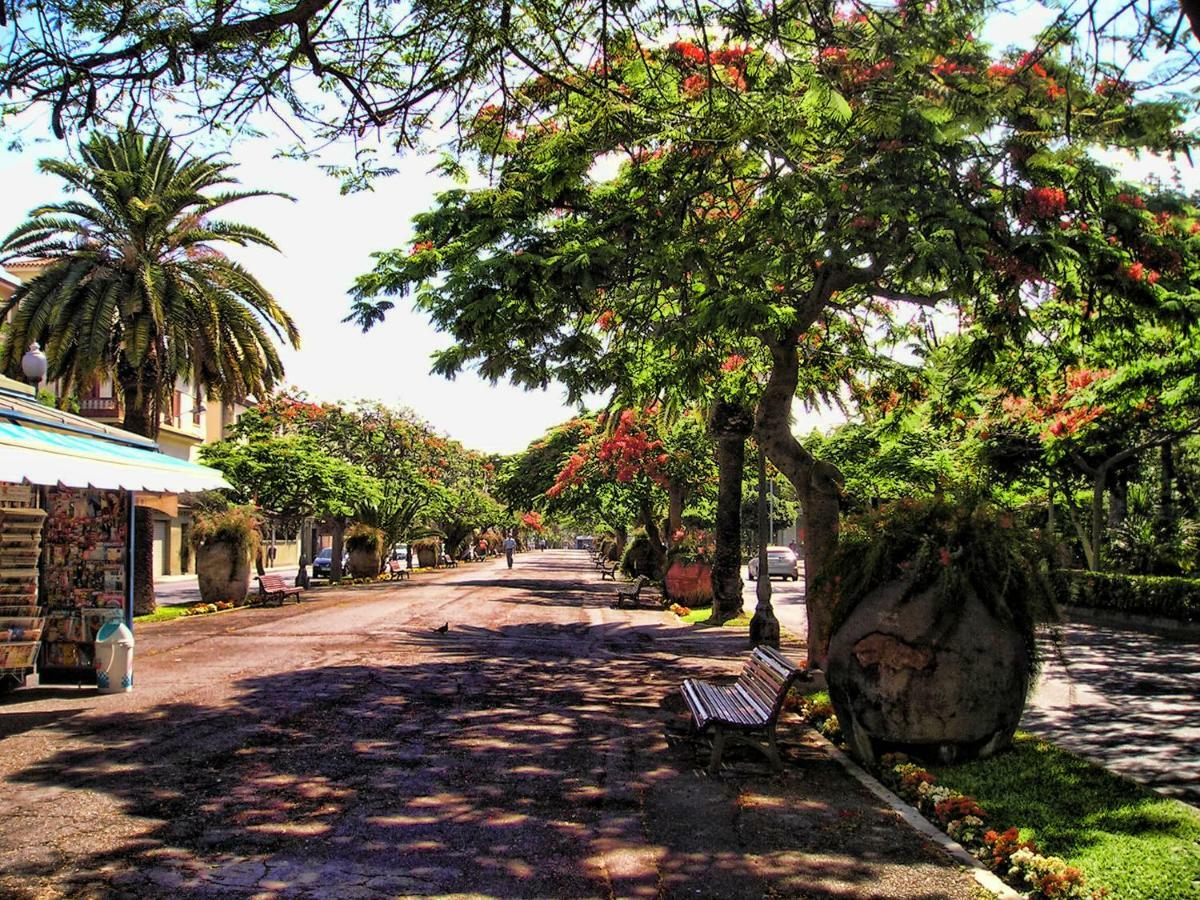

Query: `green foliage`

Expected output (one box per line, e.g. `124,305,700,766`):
824,499,1059,657
344,524,384,556
928,734,1200,900
666,529,715,566
199,430,380,529
620,528,658,579
0,129,298,432
1056,570,1200,622
190,504,262,561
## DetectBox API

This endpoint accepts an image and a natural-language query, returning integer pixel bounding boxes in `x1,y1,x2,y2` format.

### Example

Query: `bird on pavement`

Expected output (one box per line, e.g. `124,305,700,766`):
434,622,449,634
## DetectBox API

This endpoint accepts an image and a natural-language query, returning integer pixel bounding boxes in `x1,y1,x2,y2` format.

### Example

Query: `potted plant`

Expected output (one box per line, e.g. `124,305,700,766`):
345,524,385,578
191,505,261,606
665,529,715,606
822,498,1058,765
411,536,441,568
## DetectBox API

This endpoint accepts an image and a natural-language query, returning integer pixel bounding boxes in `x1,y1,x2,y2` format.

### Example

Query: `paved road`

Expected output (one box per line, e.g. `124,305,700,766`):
0,552,976,899
755,575,1199,804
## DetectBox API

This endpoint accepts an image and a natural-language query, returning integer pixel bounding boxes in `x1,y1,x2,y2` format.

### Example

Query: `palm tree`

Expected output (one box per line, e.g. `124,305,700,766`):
0,129,300,613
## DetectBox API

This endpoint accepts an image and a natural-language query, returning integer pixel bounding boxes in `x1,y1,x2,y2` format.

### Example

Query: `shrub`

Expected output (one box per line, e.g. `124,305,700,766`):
1056,570,1199,622
667,528,715,566
191,505,261,559
345,524,385,556
821,498,1060,662
620,528,658,578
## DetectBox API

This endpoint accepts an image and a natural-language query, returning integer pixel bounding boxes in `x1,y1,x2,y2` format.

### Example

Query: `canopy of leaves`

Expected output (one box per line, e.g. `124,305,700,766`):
350,4,1195,430
0,129,299,429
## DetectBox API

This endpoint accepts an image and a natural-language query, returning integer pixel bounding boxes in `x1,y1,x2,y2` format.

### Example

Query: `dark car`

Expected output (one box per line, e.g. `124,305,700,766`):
311,547,347,579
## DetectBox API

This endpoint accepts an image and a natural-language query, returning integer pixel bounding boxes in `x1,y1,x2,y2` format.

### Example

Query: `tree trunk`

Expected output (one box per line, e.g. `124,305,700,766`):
331,519,346,582
638,500,666,579
711,432,746,623
1107,478,1128,528
667,482,686,544
121,375,158,616
1160,443,1175,524
709,399,754,624
613,523,628,557
1091,470,1107,572
755,332,843,669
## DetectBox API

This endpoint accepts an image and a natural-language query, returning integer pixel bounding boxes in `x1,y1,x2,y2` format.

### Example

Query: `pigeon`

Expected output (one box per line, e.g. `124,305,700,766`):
434,622,449,634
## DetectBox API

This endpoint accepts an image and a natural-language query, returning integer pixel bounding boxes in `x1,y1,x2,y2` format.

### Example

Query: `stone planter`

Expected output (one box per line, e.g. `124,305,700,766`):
826,579,1031,766
665,561,714,605
347,548,381,579
195,541,251,606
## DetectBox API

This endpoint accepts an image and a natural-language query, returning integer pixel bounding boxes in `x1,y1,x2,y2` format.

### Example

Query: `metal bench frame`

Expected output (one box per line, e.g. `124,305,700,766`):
257,574,302,606
599,558,618,580
612,575,649,608
681,645,803,774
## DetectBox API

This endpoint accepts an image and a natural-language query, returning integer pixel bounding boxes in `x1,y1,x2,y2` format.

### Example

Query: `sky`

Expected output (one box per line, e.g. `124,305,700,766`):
0,4,1194,455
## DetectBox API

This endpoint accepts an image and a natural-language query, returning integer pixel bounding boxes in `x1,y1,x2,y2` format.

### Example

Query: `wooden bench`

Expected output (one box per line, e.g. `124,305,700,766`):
599,558,618,580
388,560,410,580
612,575,650,608
257,574,302,606
681,646,804,775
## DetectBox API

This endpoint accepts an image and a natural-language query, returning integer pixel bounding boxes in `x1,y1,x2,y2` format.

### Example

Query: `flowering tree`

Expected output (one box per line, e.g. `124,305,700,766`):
245,394,499,575
350,4,1193,662
546,408,712,575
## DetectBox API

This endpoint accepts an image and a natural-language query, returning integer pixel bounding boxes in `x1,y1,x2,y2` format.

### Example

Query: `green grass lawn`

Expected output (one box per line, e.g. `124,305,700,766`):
133,603,193,625
677,606,751,627
928,733,1200,899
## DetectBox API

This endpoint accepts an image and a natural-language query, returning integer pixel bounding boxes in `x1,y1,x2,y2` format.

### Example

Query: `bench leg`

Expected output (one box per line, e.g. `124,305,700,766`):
708,727,727,775
763,724,783,771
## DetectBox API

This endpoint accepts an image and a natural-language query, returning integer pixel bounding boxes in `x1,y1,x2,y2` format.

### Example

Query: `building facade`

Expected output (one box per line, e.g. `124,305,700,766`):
1,261,301,579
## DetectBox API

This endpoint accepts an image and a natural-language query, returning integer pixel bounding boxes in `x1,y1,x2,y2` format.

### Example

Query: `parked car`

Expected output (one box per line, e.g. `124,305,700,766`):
312,547,348,579
748,546,800,581
390,545,410,565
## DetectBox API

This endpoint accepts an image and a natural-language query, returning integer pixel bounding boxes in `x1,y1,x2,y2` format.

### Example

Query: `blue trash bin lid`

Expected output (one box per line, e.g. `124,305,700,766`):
95,621,131,642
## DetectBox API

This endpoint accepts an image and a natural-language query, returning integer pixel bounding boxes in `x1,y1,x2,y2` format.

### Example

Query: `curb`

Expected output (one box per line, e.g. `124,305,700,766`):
805,728,1021,900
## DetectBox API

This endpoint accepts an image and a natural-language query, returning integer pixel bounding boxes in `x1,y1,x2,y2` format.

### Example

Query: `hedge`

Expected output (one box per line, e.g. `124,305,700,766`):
1055,570,1200,623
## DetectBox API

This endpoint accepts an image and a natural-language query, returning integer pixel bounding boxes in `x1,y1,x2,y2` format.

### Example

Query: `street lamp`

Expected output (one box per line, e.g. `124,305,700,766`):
20,342,48,388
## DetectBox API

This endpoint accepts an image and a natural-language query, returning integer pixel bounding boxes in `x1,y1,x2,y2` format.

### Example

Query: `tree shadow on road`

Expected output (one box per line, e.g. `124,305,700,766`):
0,617,977,899
1023,623,1200,802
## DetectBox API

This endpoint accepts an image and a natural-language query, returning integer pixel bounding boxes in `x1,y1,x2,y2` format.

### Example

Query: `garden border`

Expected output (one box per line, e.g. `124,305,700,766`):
1061,604,1200,640
804,728,1021,900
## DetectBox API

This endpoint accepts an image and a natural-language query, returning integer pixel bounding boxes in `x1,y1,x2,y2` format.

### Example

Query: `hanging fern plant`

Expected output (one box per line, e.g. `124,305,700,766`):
823,498,1060,662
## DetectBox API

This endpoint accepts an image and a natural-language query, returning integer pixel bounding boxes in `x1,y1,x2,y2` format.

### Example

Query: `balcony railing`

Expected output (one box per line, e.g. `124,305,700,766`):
79,396,122,418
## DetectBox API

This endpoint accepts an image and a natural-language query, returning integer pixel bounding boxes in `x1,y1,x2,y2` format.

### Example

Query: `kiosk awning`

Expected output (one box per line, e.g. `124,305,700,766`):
0,421,230,494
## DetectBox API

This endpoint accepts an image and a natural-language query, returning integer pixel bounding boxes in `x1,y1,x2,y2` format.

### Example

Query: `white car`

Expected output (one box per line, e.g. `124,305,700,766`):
748,546,800,581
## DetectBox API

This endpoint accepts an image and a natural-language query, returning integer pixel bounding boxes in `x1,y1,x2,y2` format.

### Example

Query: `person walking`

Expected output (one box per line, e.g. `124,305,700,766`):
502,533,517,569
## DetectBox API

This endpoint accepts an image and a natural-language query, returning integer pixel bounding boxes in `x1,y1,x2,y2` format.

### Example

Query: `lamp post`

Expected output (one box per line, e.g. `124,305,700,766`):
20,342,48,390
749,445,780,648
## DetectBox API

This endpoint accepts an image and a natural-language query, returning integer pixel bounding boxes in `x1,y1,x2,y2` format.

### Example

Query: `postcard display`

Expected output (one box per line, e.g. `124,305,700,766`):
39,488,129,684
0,484,46,679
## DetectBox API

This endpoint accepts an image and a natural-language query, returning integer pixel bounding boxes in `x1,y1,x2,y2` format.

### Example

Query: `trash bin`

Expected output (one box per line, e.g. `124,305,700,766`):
94,621,134,693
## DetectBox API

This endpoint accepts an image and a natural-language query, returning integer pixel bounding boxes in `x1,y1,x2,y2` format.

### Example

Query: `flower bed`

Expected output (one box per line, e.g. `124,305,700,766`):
793,692,1117,898
878,756,1098,898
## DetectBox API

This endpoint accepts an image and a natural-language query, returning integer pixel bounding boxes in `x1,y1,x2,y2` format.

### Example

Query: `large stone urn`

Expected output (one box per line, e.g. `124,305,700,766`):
195,540,252,605
665,561,714,605
347,548,380,579
826,579,1031,765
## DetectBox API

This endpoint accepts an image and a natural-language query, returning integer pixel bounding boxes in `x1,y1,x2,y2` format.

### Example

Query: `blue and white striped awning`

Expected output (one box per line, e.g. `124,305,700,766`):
0,421,229,493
